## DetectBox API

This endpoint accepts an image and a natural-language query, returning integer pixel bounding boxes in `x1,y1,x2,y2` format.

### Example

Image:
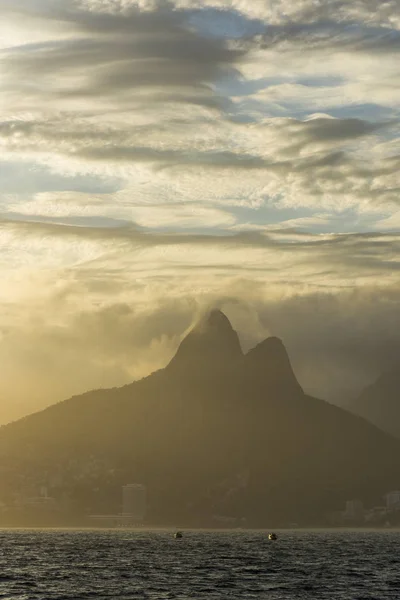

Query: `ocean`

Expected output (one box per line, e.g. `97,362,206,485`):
1,529,399,599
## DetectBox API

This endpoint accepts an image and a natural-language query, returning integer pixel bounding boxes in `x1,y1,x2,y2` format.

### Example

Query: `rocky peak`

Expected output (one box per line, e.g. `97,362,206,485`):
244,336,303,395
167,309,242,372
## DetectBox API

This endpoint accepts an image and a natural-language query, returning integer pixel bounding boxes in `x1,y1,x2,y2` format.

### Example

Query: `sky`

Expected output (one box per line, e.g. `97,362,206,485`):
0,0,399,424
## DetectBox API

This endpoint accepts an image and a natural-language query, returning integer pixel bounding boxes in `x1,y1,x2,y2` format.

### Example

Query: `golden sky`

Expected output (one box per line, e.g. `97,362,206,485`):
0,0,399,423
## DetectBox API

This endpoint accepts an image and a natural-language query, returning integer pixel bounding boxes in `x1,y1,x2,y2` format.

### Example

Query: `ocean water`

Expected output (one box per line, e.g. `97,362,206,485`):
0,529,399,599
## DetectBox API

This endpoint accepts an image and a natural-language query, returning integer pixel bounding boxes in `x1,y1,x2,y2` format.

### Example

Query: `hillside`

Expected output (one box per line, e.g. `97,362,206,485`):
1,310,399,527
350,367,400,438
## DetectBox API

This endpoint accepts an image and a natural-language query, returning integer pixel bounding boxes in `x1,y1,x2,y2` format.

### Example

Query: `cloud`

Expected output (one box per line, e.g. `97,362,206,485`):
0,235,399,423
2,114,400,226
5,190,237,228
376,210,400,230
86,1,399,30
1,4,244,103
1,0,399,226
252,285,400,402
0,0,399,424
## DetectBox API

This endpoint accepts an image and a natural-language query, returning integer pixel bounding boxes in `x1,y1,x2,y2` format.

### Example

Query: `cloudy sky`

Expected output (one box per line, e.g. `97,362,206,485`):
1,0,399,423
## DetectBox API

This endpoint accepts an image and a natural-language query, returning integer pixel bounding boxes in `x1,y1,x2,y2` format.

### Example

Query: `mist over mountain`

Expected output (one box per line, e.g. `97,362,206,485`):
349,367,400,438
167,309,243,374
1,310,399,527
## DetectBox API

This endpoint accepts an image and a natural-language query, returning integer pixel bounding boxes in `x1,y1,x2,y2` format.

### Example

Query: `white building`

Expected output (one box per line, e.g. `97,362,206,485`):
385,491,400,509
122,484,146,521
345,499,364,519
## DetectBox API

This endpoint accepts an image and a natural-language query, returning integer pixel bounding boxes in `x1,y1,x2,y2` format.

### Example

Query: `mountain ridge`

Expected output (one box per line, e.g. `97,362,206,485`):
1,310,399,527
350,365,400,438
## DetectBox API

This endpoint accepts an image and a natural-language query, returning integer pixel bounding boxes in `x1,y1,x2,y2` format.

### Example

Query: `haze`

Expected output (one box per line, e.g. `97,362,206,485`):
0,0,399,424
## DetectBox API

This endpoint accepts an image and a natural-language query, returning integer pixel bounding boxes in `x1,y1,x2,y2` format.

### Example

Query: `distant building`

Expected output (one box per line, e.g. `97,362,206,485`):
344,499,364,519
89,483,147,528
122,484,146,521
22,496,57,510
385,491,400,509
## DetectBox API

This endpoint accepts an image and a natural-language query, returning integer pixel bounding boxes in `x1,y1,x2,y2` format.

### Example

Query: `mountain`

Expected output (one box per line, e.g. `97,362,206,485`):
349,366,400,438
167,309,243,375
1,309,400,527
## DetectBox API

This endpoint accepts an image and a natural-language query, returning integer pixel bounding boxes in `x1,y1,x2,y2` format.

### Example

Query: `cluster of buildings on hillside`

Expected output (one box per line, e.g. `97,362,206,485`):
4,482,400,528
0,482,147,527
335,490,400,525
89,483,147,527
0,485,58,511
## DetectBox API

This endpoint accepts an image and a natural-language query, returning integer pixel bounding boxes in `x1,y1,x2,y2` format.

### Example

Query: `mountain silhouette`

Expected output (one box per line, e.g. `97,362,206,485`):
244,336,303,396
350,366,400,438
167,309,243,374
1,310,399,527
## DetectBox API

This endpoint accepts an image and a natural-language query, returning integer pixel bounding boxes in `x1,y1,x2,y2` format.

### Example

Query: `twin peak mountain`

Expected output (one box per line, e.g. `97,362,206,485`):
1,308,400,527
168,309,302,396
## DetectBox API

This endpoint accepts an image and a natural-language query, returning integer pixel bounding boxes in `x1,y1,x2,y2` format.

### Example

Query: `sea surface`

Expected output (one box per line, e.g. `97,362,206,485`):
1,529,399,599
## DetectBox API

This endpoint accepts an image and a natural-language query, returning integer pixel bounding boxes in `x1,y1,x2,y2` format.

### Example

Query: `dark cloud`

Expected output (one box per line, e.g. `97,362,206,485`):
3,5,246,104
288,118,390,142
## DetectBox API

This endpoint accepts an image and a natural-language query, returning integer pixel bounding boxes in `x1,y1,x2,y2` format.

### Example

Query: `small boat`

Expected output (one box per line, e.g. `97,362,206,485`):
268,533,277,540
174,531,183,539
